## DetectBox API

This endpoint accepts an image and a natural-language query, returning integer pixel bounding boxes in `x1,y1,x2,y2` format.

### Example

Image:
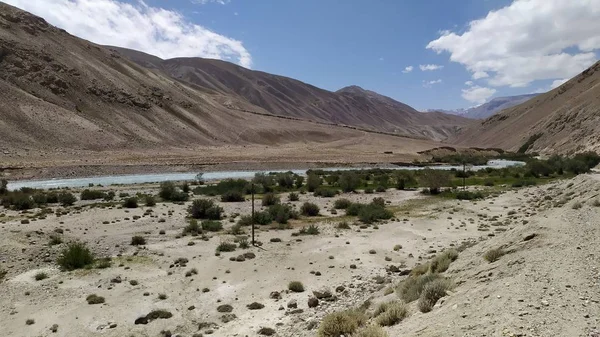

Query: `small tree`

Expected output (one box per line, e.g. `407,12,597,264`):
59,192,77,206
306,174,322,192
339,172,361,192
419,169,451,194
0,179,8,195
57,242,95,270
189,199,223,220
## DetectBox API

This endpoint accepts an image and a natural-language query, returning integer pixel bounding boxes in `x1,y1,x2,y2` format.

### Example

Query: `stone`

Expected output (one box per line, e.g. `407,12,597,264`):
308,297,319,308
287,299,298,309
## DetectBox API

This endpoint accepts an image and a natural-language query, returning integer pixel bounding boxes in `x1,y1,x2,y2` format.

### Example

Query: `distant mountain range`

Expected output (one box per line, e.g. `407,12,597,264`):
426,94,539,119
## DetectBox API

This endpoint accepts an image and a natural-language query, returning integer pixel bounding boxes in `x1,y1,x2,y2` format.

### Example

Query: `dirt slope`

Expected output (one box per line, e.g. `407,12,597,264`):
108,47,472,141
0,2,440,166
449,61,600,154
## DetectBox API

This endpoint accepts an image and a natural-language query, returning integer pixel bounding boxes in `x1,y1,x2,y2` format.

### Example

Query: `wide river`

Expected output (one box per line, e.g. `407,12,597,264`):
6,160,524,191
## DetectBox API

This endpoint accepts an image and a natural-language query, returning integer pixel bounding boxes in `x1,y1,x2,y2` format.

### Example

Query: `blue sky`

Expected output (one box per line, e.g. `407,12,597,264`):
6,0,600,110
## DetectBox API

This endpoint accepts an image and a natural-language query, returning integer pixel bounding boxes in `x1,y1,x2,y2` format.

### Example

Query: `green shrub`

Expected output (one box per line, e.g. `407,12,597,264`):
32,193,48,205
364,188,374,194
268,204,298,224
131,236,146,246
159,182,189,201
484,248,506,263
375,301,407,327
300,202,320,216
189,199,223,220
297,224,320,235
358,205,393,224
201,220,223,232
262,193,280,206
80,190,107,200
317,309,367,337
221,190,245,202
122,197,138,208
314,188,339,198
57,242,95,271
307,174,322,192
336,221,351,229
58,192,77,206
429,249,458,273
334,198,352,209
339,172,361,192
288,192,300,201
238,237,250,249
288,281,304,292
417,278,454,313
182,219,202,236
49,235,63,246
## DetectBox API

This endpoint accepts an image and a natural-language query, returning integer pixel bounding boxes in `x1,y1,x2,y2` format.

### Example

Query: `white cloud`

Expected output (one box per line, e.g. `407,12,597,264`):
379,57,384,61
465,81,474,86
402,66,414,73
5,0,252,68
191,0,230,4
551,78,569,89
423,79,442,88
427,0,600,88
419,64,444,71
461,85,496,104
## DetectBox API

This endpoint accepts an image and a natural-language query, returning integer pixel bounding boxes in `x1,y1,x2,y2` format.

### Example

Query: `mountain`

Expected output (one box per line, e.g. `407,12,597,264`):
460,94,539,119
427,94,539,119
448,61,600,154
108,47,471,141
0,2,464,164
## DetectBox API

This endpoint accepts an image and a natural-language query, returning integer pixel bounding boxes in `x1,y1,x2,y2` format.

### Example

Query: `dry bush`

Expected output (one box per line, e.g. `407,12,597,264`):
375,301,407,327
354,325,389,337
397,273,441,303
483,248,506,263
417,278,454,313
288,281,304,292
317,309,367,337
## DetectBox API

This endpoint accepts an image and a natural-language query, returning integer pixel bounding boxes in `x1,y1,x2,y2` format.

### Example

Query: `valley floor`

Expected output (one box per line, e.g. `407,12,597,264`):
1,175,599,337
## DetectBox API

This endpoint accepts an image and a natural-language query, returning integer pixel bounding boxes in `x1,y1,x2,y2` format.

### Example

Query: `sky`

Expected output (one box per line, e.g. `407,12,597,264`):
4,0,600,110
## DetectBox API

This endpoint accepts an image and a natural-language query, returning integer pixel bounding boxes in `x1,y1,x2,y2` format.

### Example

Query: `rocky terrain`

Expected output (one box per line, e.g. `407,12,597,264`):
1,173,599,337
450,61,600,154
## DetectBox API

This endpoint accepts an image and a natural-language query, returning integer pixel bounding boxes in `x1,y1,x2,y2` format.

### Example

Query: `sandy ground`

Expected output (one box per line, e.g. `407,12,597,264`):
1,175,599,337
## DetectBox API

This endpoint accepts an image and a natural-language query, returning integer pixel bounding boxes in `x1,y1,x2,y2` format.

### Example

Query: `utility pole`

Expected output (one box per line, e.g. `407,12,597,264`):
251,182,255,246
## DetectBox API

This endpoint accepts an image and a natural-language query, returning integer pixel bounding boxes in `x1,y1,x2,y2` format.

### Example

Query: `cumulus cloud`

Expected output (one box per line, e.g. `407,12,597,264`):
423,79,442,88
465,81,474,86
462,85,496,104
402,66,413,73
427,0,600,87
419,64,444,71
5,0,252,68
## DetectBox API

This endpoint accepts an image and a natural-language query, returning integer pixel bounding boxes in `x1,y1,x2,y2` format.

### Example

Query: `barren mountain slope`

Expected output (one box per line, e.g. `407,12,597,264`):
108,47,473,141
0,2,438,165
449,61,600,154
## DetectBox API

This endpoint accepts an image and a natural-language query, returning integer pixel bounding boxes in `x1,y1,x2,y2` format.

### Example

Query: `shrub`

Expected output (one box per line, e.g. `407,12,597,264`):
397,273,442,303
80,189,107,200
300,202,320,216
131,236,146,246
297,224,320,235
334,198,352,209
336,221,351,229
189,199,223,220
182,219,202,236
49,235,63,246
375,186,386,193
314,188,339,198
375,301,407,327
268,204,298,224
216,240,237,252
103,191,115,201
159,182,189,201
288,281,305,292
86,294,105,304
483,248,506,263
122,197,138,208
358,205,393,224
145,309,172,320
262,193,280,206
32,193,48,205
288,192,300,201
339,172,361,192
417,278,454,313
201,220,223,232
145,195,156,207
419,169,451,194
158,293,167,300
295,175,305,188
230,224,244,235
429,249,459,273
221,190,245,202
317,309,367,337
572,201,583,210
276,173,295,189
354,325,389,337
57,242,95,270
58,192,77,206
364,188,374,194
307,174,322,192
26,319,35,325
238,237,250,249
34,272,48,281
454,190,484,200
